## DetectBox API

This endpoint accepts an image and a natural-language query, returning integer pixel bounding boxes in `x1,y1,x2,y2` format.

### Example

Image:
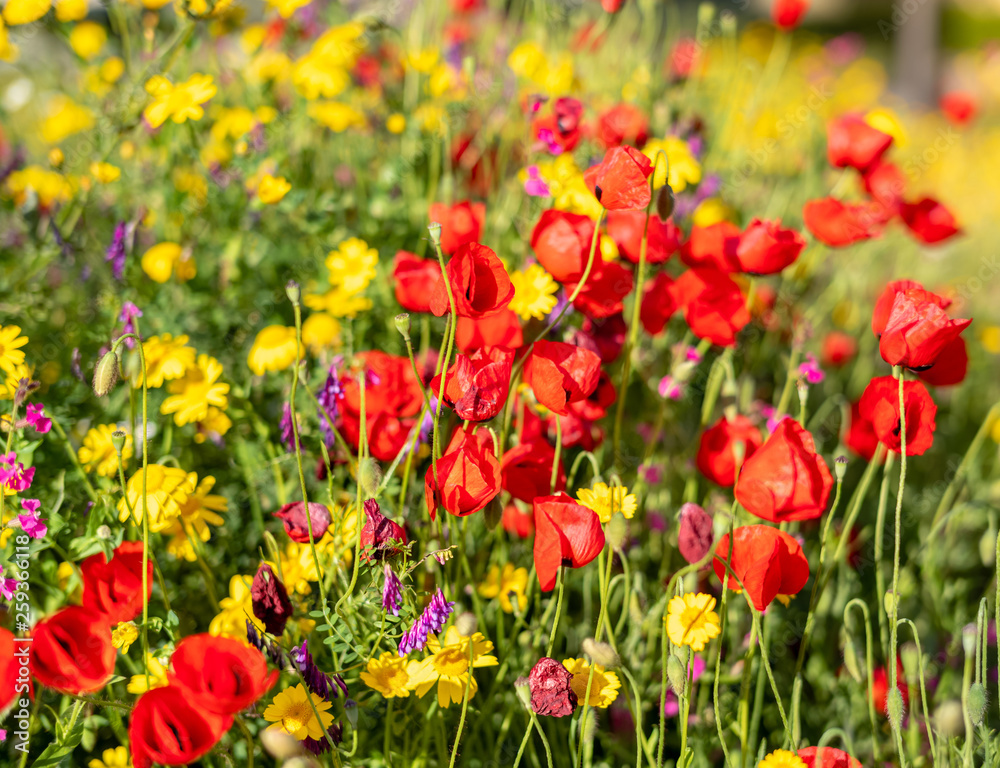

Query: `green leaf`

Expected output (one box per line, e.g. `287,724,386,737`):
33,716,84,767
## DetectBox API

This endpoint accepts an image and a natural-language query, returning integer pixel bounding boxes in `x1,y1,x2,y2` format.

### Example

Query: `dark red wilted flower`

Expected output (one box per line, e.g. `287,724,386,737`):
502,439,565,503
429,242,515,319
523,340,602,415
821,331,858,368
80,540,153,625
502,503,534,538
918,335,968,387
713,525,809,610
845,400,882,463
531,210,597,283
899,197,961,244
428,200,485,255
359,498,407,560
858,376,937,456
669,268,749,347
595,102,648,148
696,414,764,487
606,210,682,264
169,633,278,715
393,251,442,314
456,309,524,353
528,657,578,717
797,746,862,768
425,428,501,520
878,288,971,370
827,114,893,172
772,0,809,29
736,218,806,275
430,346,514,422
579,313,628,363
803,197,881,247
940,91,977,127
31,606,115,694
735,418,833,523
130,684,233,768
583,146,654,210
681,221,741,271
568,259,633,319
639,272,677,335
274,501,331,543
533,493,605,591
251,563,293,635
677,503,714,564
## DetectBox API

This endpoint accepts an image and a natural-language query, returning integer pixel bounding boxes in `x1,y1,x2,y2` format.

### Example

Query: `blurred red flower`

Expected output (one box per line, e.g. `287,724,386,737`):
532,97,584,153
429,242,515,318
274,501,331,543
713,525,809,610
594,103,648,148
736,218,805,275
428,201,485,254
583,146,654,210
430,346,514,422
606,210,682,264
827,114,893,172
340,351,423,461
169,633,278,715
696,414,764,487
31,606,114,694
669,268,749,347
639,272,677,335
859,376,937,456
803,197,881,247
821,331,857,368
501,439,565,503
772,0,809,30
502,503,535,538
681,221,741,271
523,340,602,415
531,209,598,283
797,746,862,768
425,428,501,519
130,684,233,768
81,540,153,625
899,197,961,244
393,251,442,314
940,91,977,127
568,259,633,319
533,493,605,591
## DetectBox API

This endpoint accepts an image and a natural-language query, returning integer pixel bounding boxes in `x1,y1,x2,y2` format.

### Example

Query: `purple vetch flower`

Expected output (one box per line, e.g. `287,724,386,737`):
302,723,343,755
317,361,346,446
382,564,402,616
398,588,455,656
291,640,335,701
280,402,300,453
106,222,127,280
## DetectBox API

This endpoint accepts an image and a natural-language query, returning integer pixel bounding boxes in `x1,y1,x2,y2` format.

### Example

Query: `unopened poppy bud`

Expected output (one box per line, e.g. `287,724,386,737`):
111,429,128,455
358,457,382,498
655,183,675,221
96,525,112,540
721,378,738,399
93,349,120,397
720,10,737,39
285,279,301,305
260,727,305,760
514,675,532,707
394,313,412,340
841,631,862,683
968,682,987,725
797,379,809,409
899,642,919,684
605,514,628,551
582,638,619,668
666,654,686,695
883,590,898,617
980,523,997,566
962,623,978,656
934,700,964,737
455,611,477,637
834,455,848,481
696,2,714,28
886,686,905,732
428,221,442,248
731,439,746,471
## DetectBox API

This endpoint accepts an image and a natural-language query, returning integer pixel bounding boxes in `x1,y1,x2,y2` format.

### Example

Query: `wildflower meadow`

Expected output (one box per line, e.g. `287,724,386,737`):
2,0,1000,766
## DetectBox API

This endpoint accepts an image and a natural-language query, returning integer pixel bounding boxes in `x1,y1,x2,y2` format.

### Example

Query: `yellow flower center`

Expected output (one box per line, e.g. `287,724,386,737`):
433,647,470,677
280,701,312,734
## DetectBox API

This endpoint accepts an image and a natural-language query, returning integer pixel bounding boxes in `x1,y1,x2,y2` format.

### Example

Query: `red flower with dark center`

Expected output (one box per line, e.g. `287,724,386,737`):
681,221,741,271
858,376,937,456
797,747,862,768
501,439,565,503
428,200,485,255
735,418,833,523
169,634,278,716
424,428,501,520
274,501,331,543
568,258,634,319
827,114,893,172
528,657,578,717
878,288,972,370
735,218,806,275
532,493,605,591
251,563,293,636
502,503,534,538
844,401,882,462
772,0,809,29
669,268,749,347
429,242,515,318
821,331,857,368
456,309,524,353
803,197,881,247
918,335,968,387
713,525,809,610
531,210,597,283
606,210,682,264
31,606,115,694
393,251,442,314
899,197,961,244
523,340,602,415
80,541,153,625
430,346,514,422
583,146,654,210
639,272,677,335
130,684,233,768
677,503,714,564
359,498,407,561
595,103,648,148
696,414,764,487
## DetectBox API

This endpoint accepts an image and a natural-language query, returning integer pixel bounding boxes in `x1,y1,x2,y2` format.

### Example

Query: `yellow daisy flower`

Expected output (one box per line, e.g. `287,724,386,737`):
361,652,414,698
127,653,170,694
509,264,558,321
138,333,196,388
117,464,196,532
160,354,229,426
0,363,32,400
576,482,637,524
758,749,807,768
268,541,320,596
263,683,334,741
477,563,528,614
210,575,264,639
407,627,498,708
325,237,377,295
143,73,217,129
78,424,133,477
111,621,139,654
562,657,621,708
247,325,298,376
88,745,131,768
666,592,721,652
163,474,227,561
0,325,28,375
194,406,233,444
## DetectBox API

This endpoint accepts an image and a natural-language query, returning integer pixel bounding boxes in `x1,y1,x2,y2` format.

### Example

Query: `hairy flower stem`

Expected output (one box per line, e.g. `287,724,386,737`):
447,640,475,768
550,415,562,493
545,566,564,657
844,599,881,764
873,449,896,653
889,369,908,767
431,236,459,491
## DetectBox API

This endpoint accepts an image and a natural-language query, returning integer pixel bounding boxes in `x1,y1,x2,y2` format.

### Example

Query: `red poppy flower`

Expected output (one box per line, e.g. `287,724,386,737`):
696,414,764,487
80,540,153,625
862,160,906,219
31,606,114,694
429,242,515,318
595,103,648,148
669,268,749,347
772,0,809,29
606,210,682,264
735,418,833,523
878,288,972,370
502,439,565,503
940,91,977,127
871,280,924,336
827,114,893,172
456,309,524,353
899,197,961,244
533,493,605,591
529,657,578,717
568,259,633,319
393,251,442,314
600,0,625,12
359,498,408,560
502,503,534,538
712,525,809,610
169,634,277,715
274,501,332,543
531,210,597,283
523,340,602,415
425,428,501,520
803,197,881,247
858,376,937,456
578,313,627,363
583,146,654,211
844,401,881,462
821,331,857,368
918,336,967,387
681,221,741,271
639,272,677,335
532,98,584,153
428,201,485,255
130,684,233,768
1,627,25,710
251,563,293,635
736,218,806,275
430,346,514,422
670,38,701,79
797,747,862,768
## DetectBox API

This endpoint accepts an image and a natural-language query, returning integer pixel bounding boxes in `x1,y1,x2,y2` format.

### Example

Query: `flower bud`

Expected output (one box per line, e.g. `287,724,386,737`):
883,590,898,617
357,457,382,499
455,611,477,637
899,642,919,685
343,699,358,730
92,349,120,397
111,429,128,455
666,654,687,696
934,700,964,737
283,758,321,768
886,686,905,732
96,525,112,540
605,514,628,552
394,313,412,341
835,455,848,481
514,675,532,707
968,682,987,726
428,221,442,249
285,279,301,305
655,183,675,221
962,623,978,656
582,638,619,669
841,631,862,684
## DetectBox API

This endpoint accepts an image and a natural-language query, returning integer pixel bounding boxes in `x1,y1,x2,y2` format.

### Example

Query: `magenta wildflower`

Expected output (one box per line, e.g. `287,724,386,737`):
798,353,825,384
397,588,455,656
106,221,127,280
24,403,51,434
280,402,300,453
0,566,17,600
19,512,46,539
382,564,402,616
524,165,551,196
0,453,34,494
658,375,684,400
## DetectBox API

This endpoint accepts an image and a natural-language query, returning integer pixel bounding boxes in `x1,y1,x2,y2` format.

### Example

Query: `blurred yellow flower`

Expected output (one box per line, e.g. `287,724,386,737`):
54,0,85,21
325,237,377,295
161,354,229,426
194,406,232,444
562,658,620,708
78,424,133,477
138,333,196,388
405,46,439,73
292,55,349,100
89,162,120,183
303,288,372,318
979,326,1000,355
69,21,106,60
311,21,365,67
3,0,50,25
386,113,406,134
268,541,320,596
599,235,619,262
40,96,94,143
509,264,558,321
362,652,414,698
576,482,637,524
117,463,197,532
249,49,292,82
302,312,341,353
478,563,528,613
111,621,139,653
258,174,291,204
143,73,217,128
248,325,298,376
164,474,226,561
0,363,32,400
141,242,190,283
0,325,28,375
693,197,735,228
643,136,702,192
127,653,170,694
48,148,64,167
210,575,264,639
266,0,309,18
88,746,131,768
309,101,365,132
865,107,908,149
100,56,124,82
